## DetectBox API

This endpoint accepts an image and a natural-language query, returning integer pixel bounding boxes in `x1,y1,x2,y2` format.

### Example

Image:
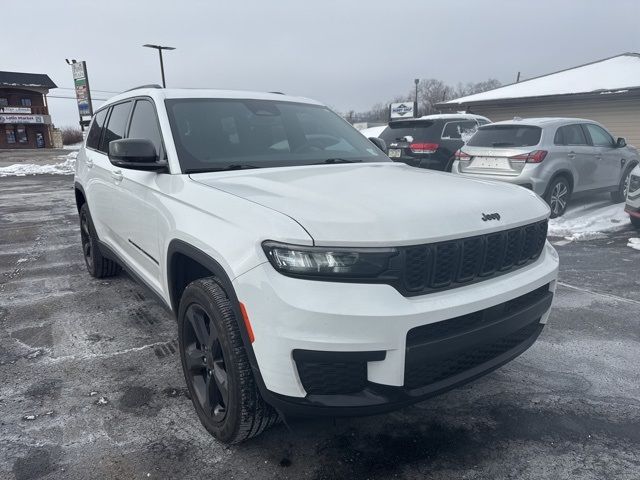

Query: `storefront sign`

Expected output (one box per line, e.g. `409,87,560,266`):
0,106,31,114
0,114,45,124
389,102,415,119
71,61,93,117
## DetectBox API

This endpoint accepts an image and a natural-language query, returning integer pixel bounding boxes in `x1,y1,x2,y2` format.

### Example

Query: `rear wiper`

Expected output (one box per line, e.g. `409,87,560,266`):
313,158,362,164
185,164,260,173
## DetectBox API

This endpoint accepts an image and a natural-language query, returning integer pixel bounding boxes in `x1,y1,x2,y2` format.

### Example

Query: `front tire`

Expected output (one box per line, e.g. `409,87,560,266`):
79,203,121,278
178,277,278,444
545,176,571,218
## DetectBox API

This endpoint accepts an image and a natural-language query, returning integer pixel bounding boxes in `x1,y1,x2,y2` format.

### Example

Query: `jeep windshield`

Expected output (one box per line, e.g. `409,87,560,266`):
165,98,389,172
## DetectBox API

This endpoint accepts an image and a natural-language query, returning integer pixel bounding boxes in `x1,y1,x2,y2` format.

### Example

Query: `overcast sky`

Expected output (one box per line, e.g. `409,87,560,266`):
3,0,639,128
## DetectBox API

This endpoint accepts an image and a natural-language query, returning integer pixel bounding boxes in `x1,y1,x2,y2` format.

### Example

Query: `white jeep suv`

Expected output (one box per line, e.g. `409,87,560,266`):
74,86,559,443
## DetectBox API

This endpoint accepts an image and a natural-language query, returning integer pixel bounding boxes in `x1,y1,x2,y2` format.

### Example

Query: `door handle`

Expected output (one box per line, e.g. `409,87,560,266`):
111,169,123,182
567,151,576,159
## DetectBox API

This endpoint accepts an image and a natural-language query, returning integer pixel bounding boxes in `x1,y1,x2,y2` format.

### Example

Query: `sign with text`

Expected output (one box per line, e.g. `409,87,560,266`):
389,102,415,119
0,114,45,124
0,107,31,114
71,61,93,117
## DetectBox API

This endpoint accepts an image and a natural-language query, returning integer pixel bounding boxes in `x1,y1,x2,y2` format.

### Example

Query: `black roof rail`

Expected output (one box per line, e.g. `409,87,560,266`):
124,84,163,92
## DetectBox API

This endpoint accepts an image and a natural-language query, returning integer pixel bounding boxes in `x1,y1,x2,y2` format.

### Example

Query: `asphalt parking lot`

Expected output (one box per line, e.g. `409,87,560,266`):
1,174,639,480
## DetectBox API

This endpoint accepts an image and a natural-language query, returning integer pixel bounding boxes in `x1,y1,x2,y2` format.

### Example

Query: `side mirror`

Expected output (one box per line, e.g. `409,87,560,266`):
368,137,387,153
616,137,627,148
108,139,167,171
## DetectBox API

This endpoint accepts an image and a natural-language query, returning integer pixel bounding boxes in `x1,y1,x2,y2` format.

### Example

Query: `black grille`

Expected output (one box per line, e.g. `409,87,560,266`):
404,323,541,389
404,284,550,390
400,220,547,295
296,361,367,395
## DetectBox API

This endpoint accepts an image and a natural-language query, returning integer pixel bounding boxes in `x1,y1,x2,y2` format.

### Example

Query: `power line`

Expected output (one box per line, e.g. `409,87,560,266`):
54,87,119,94
47,95,109,101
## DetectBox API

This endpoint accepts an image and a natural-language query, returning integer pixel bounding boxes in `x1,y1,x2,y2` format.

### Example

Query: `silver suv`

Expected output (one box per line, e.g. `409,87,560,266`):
452,118,640,217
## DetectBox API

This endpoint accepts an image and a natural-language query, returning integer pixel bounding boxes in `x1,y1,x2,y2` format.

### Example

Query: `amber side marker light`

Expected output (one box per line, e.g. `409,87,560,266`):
239,302,255,343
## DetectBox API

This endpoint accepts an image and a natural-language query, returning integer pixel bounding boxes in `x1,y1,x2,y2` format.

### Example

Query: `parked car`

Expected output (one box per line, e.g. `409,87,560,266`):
378,114,490,171
452,118,640,218
625,163,640,229
74,87,558,443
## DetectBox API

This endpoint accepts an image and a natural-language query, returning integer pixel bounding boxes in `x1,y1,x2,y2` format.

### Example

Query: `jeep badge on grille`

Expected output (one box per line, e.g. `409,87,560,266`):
482,213,501,221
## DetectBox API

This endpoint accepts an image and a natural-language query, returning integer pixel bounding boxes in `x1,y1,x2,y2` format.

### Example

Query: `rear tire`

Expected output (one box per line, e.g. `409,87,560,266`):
611,163,637,203
178,277,279,444
79,203,121,278
544,176,571,218
631,216,640,229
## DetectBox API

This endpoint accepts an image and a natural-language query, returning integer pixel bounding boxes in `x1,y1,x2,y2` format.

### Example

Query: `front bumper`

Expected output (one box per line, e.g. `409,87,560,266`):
233,242,559,416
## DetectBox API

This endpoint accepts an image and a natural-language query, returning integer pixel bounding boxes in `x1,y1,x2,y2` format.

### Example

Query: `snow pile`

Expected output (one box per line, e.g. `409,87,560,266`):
548,200,630,240
628,238,640,251
359,125,387,138
0,151,77,177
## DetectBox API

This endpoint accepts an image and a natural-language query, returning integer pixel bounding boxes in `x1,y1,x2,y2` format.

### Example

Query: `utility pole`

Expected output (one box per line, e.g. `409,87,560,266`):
414,78,419,117
516,71,521,83
143,44,176,88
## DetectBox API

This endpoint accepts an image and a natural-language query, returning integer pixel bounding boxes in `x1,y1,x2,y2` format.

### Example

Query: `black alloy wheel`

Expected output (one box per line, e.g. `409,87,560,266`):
183,303,229,423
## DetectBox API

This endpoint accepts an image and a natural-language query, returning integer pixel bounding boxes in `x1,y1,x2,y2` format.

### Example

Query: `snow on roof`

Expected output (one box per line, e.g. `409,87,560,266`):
390,113,489,122
446,53,640,105
0,71,57,89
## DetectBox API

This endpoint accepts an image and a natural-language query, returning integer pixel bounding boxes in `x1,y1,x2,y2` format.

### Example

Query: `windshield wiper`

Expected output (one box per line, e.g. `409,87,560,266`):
313,158,362,165
185,164,261,173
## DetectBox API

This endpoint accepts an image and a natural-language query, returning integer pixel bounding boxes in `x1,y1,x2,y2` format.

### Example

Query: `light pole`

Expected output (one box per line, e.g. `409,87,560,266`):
143,44,175,88
414,78,419,117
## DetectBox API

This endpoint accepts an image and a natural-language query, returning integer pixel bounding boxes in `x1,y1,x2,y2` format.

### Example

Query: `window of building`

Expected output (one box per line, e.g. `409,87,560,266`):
21,98,32,107
585,124,614,147
127,100,164,157
16,126,27,143
5,126,16,144
0,98,8,107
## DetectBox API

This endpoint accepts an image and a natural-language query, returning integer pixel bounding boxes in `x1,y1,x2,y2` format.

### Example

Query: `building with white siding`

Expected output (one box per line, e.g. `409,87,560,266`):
438,53,640,147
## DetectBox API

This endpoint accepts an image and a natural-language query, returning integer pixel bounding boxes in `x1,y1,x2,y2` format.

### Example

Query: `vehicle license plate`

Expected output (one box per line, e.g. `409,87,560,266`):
471,157,509,169
388,148,402,158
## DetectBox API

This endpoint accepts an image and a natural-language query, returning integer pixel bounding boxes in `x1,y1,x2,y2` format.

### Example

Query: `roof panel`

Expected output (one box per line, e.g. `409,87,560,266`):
0,71,57,89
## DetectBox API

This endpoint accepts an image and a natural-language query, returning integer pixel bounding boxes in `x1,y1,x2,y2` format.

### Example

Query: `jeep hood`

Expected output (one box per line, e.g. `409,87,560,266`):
190,163,549,246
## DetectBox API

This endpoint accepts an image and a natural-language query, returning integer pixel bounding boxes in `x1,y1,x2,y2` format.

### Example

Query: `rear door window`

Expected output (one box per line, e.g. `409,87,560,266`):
441,120,478,140
379,121,441,143
100,101,132,153
466,125,542,148
584,124,614,147
86,109,108,151
554,124,588,146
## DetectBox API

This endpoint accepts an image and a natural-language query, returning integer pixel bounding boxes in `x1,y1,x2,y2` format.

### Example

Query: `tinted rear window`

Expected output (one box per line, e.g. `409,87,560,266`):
467,125,542,148
379,121,441,143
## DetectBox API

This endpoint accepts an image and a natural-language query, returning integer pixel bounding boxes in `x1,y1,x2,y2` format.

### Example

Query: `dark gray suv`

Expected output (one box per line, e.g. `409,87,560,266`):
453,117,639,217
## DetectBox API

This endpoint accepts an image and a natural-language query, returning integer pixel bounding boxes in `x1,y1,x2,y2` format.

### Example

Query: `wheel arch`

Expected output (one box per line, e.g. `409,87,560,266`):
166,239,272,403
74,181,87,213
544,169,574,197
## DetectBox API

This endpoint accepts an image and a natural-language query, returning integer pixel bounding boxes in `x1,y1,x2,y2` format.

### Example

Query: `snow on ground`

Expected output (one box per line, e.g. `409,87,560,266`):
548,198,630,240
359,125,387,138
0,151,77,177
63,142,82,150
628,238,640,251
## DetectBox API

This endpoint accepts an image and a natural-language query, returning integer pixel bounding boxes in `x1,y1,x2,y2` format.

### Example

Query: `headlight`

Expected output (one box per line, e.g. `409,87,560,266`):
262,241,398,278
